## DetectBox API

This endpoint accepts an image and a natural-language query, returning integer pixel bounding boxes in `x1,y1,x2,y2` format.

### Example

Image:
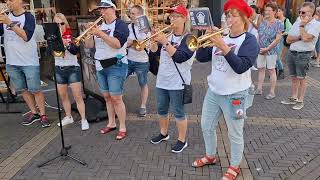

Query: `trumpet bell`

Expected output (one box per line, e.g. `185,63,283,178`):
53,51,65,57
186,35,199,52
131,40,146,51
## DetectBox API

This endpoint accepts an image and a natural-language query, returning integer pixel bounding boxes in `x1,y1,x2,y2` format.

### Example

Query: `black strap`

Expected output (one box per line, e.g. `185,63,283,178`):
131,23,148,55
173,61,186,84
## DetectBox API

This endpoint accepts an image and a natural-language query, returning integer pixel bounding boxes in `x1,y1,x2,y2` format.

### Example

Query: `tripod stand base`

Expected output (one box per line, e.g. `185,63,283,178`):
37,145,87,168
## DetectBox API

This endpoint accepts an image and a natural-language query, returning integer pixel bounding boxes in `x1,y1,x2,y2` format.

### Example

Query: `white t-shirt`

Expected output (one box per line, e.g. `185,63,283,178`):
55,51,79,67
94,19,129,71
156,34,195,90
127,23,149,63
208,33,255,95
2,12,39,66
289,18,320,52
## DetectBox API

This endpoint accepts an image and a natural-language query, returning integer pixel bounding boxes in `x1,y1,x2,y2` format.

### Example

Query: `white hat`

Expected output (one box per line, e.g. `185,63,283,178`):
96,0,116,9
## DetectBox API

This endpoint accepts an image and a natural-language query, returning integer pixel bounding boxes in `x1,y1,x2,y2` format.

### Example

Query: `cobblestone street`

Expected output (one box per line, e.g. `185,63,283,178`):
1,62,320,180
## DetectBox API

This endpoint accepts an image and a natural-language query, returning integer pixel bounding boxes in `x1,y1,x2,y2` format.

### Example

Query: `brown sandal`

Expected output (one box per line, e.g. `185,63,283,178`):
192,155,217,168
222,166,241,180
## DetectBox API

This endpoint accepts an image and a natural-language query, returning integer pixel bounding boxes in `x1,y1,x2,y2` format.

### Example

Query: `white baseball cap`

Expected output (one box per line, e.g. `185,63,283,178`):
96,0,116,9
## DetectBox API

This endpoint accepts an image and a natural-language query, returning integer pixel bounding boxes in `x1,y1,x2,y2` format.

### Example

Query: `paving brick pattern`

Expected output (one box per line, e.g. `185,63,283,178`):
244,117,320,180
2,62,320,179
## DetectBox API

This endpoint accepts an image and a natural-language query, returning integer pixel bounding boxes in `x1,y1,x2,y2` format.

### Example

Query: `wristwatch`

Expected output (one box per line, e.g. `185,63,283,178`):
299,25,305,28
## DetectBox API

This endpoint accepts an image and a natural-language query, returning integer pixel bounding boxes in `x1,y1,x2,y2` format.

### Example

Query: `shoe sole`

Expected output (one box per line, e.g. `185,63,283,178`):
265,96,276,100
82,126,90,131
281,102,297,105
171,142,188,153
57,121,74,127
22,118,40,126
293,106,304,110
150,135,170,144
138,114,146,117
42,124,51,128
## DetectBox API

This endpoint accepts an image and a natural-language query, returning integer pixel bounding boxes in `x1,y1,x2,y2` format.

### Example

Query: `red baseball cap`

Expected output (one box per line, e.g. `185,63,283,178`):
168,5,188,17
224,0,253,18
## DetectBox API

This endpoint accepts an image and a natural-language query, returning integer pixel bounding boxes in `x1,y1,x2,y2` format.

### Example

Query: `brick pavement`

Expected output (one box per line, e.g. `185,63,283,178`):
0,62,320,179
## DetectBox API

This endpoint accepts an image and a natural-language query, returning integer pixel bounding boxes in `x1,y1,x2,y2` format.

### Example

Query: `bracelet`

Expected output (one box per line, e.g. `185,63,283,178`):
299,25,305,28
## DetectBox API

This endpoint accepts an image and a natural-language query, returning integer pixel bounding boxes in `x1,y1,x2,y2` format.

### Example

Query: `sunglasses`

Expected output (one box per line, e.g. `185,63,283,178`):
299,11,307,15
57,22,65,26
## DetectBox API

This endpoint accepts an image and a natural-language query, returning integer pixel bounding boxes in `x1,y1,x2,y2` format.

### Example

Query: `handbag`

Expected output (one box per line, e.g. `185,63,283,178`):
173,61,192,104
132,23,159,75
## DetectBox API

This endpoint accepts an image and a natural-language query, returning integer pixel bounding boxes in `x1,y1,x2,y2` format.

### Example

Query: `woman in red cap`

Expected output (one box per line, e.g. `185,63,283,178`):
53,13,89,131
149,5,194,153
193,0,259,179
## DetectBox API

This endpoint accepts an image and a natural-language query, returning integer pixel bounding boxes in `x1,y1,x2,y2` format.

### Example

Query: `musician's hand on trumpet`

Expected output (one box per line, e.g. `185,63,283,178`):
0,14,11,25
153,32,168,46
201,27,229,55
150,27,161,52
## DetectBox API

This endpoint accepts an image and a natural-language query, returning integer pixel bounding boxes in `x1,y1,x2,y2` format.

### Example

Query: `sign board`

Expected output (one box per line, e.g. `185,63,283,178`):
189,7,214,30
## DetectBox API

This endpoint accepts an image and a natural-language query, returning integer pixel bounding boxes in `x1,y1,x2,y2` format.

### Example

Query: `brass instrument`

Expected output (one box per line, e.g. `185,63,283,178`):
0,3,9,14
74,16,104,46
186,28,229,51
131,24,174,51
53,50,65,57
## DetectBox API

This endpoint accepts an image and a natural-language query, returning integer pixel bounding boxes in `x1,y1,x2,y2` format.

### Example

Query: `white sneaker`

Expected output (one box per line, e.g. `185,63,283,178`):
81,119,89,130
57,116,74,127
251,66,258,71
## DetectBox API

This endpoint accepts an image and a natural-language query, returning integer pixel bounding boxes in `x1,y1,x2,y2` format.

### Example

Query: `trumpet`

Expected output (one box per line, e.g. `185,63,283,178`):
74,16,103,46
131,24,174,51
0,3,9,15
186,27,229,51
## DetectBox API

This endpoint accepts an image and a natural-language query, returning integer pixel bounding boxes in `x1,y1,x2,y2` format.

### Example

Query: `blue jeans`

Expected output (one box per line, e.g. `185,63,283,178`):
127,60,149,87
6,65,41,93
96,63,128,95
276,39,284,70
156,88,186,121
55,66,81,85
201,88,249,166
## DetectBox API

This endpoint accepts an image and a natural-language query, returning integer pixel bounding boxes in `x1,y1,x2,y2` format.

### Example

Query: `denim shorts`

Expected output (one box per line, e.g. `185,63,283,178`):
316,37,320,53
287,51,311,79
156,88,186,121
127,60,149,87
6,65,41,93
55,66,81,85
96,63,128,95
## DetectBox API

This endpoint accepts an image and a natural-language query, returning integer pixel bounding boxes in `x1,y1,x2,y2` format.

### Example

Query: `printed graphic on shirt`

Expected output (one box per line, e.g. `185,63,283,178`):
6,21,21,41
213,43,237,72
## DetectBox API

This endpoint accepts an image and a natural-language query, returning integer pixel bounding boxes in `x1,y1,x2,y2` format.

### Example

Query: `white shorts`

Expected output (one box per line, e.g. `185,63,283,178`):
257,54,277,69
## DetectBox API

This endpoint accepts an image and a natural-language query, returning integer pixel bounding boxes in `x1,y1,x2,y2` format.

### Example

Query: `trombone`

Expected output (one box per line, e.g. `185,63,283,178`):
131,24,174,51
186,27,229,52
74,16,104,46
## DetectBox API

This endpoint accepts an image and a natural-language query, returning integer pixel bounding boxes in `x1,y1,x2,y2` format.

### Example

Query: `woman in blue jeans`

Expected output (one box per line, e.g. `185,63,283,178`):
53,13,89,130
193,0,259,179
149,5,194,153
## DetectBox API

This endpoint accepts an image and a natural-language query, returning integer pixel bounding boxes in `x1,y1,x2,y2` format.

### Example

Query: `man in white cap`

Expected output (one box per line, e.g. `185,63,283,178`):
84,0,129,140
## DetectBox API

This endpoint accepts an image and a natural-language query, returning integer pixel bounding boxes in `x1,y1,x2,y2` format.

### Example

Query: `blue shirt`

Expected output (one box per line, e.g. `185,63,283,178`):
258,19,284,55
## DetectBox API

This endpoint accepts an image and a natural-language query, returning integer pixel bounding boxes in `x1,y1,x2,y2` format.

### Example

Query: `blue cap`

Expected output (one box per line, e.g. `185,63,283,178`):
96,0,116,9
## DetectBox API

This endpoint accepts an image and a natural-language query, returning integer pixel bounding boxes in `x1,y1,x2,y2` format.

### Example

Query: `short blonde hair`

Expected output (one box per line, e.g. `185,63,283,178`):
54,13,70,28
